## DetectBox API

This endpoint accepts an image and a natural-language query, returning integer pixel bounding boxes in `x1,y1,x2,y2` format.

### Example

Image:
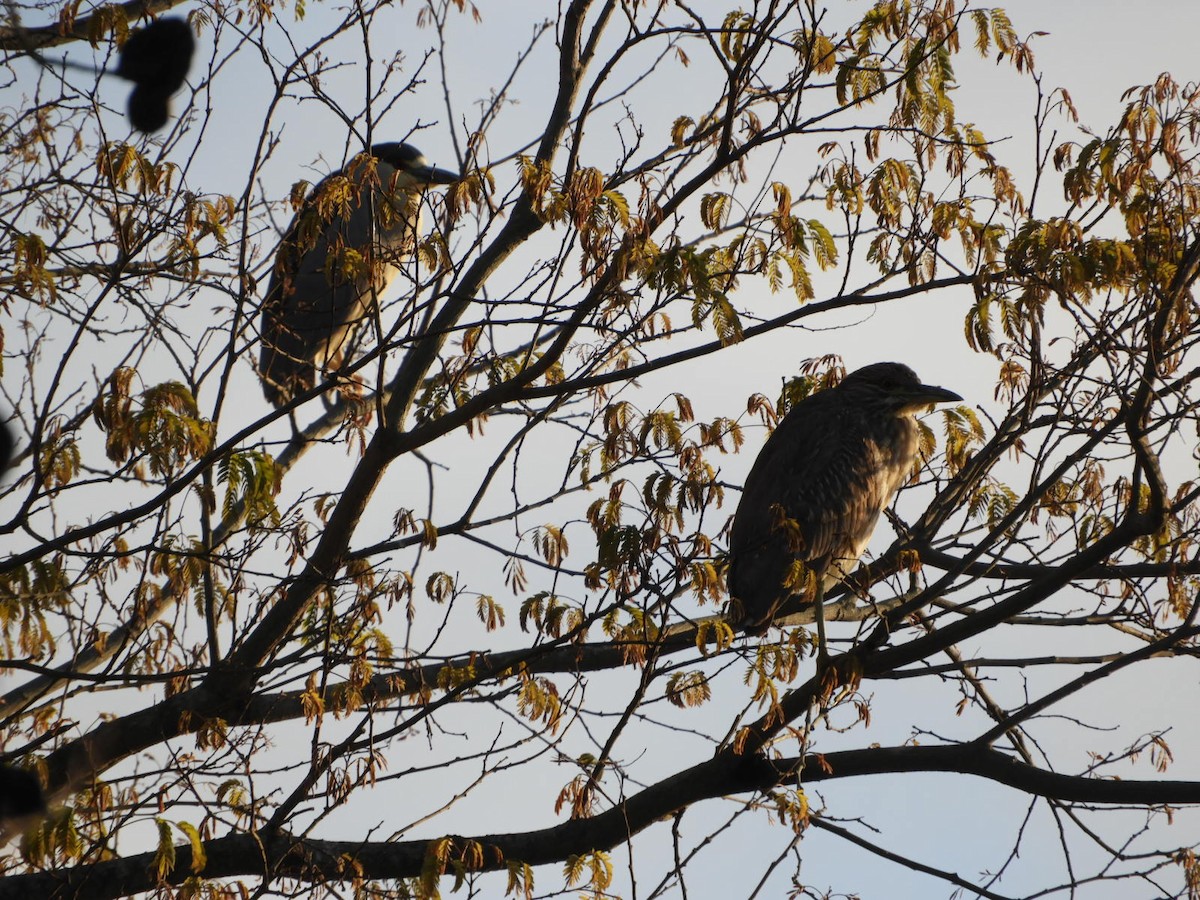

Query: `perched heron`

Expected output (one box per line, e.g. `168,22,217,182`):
258,142,458,408
728,362,961,657
114,17,195,132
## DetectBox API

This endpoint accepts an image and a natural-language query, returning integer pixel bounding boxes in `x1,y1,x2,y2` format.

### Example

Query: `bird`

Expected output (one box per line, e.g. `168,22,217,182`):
258,142,459,409
727,362,961,659
0,764,46,824
114,17,195,133
9,14,192,132
0,417,12,474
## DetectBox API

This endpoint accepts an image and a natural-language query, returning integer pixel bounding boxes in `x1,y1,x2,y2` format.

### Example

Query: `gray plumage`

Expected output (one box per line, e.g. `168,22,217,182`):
259,142,458,408
728,362,961,636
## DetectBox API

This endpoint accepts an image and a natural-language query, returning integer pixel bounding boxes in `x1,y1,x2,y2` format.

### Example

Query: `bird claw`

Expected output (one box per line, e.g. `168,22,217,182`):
813,650,837,701
813,651,862,704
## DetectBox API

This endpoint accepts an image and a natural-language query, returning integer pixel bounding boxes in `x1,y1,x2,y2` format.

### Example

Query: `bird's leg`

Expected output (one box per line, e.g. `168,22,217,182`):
811,580,862,701
286,407,303,439
812,578,831,676
811,577,851,701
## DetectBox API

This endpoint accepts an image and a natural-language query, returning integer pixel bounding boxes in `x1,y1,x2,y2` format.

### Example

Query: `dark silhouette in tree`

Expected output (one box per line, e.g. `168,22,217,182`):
0,765,45,824
114,17,194,133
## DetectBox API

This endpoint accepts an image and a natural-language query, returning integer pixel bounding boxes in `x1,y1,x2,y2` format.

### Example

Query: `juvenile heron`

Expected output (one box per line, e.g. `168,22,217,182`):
258,142,458,408
728,362,961,657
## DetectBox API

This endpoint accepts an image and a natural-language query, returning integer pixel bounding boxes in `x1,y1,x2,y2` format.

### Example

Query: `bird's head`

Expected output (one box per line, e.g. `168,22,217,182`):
369,142,459,192
838,361,962,415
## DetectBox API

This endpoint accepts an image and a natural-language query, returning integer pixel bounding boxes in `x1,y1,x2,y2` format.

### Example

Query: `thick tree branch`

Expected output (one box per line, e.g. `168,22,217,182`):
5,744,1196,900
0,0,185,51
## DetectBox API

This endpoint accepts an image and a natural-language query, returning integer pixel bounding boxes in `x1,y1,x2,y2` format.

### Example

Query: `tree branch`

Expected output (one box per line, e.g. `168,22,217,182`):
6,744,1196,900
